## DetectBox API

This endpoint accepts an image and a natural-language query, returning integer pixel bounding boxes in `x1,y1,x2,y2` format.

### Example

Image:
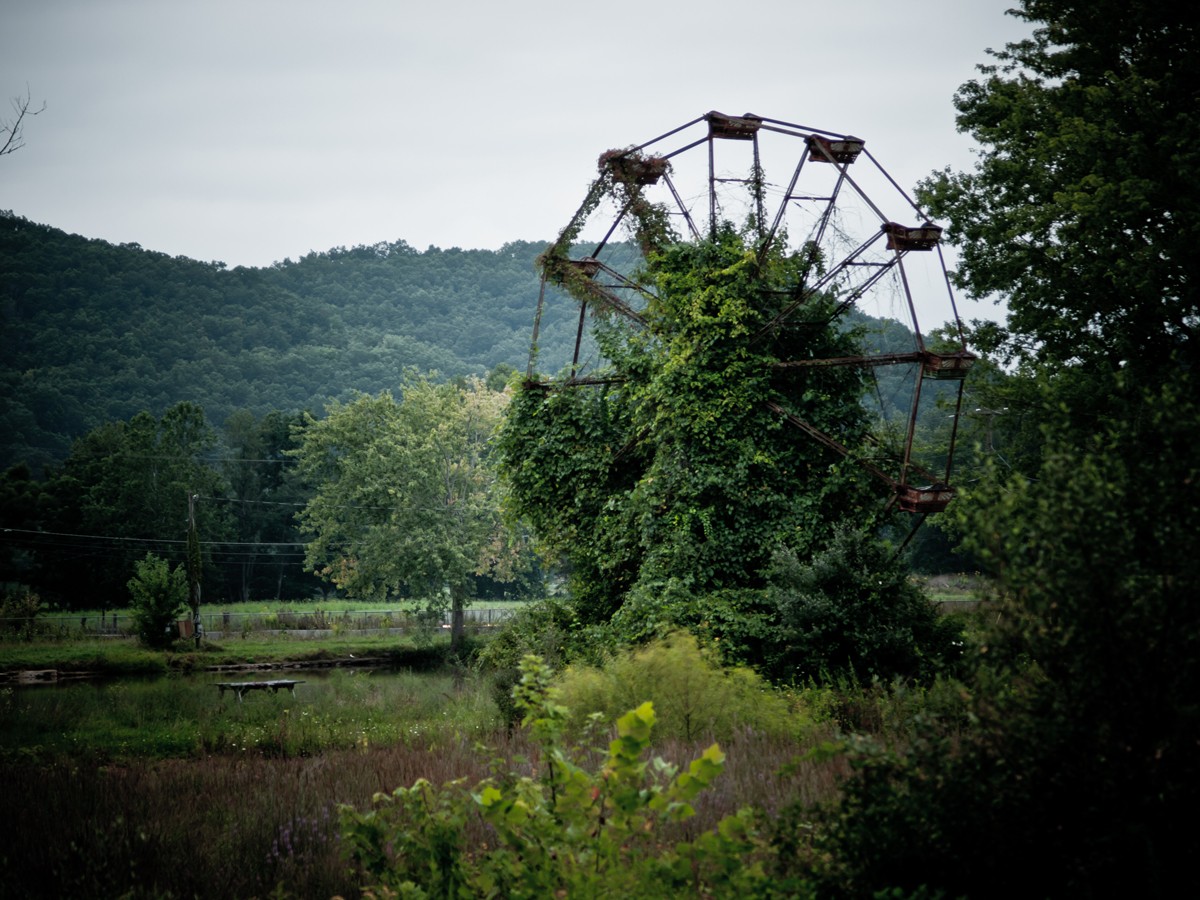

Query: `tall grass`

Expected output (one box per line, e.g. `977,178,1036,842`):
0,626,890,897
0,720,844,899
1,668,498,761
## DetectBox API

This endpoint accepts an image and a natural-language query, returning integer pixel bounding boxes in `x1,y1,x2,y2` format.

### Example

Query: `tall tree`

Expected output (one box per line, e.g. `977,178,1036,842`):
292,375,517,648
41,402,232,609
809,5,1200,894
918,0,1199,384
220,409,315,602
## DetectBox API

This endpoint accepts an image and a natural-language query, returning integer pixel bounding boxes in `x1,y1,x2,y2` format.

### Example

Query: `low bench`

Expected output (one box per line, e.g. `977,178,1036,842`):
215,679,305,702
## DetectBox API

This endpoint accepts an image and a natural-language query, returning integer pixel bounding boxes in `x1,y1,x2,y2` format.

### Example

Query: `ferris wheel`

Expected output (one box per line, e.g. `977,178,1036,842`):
526,110,974,517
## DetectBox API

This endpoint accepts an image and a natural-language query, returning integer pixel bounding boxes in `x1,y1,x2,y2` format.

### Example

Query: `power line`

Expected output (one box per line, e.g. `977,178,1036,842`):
0,527,306,548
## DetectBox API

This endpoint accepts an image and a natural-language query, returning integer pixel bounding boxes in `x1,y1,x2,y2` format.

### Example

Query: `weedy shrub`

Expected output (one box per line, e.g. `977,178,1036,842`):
762,527,963,686
555,631,807,742
475,597,589,727
0,586,44,638
127,552,188,649
339,655,796,899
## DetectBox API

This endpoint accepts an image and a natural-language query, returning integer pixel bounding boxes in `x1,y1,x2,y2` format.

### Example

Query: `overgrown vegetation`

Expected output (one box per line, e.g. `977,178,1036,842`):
554,632,805,742
499,225,880,634
0,667,498,762
340,655,782,899
0,651,843,898
2,2,1197,896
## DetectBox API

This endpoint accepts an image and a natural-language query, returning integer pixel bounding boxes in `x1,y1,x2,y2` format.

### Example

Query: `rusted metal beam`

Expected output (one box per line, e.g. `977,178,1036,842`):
764,400,897,488
522,375,628,391
774,350,976,378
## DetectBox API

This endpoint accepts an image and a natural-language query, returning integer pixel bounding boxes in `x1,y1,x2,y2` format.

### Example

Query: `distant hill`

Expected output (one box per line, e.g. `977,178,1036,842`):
0,212,589,471
0,211,919,473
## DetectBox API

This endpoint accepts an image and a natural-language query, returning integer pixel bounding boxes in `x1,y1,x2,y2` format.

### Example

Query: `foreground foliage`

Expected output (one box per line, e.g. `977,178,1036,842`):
796,380,1200,898
340,655,789,899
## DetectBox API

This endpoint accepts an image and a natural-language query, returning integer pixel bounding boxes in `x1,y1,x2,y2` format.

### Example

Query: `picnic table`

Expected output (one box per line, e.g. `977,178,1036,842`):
215,679,305,702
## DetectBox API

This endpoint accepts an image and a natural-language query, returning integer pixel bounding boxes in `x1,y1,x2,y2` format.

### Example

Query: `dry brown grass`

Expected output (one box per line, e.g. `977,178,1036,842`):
0,722,845,899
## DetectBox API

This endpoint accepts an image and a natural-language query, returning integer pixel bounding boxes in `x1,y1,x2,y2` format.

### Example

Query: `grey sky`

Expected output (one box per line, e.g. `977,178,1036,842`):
3,0,1030,323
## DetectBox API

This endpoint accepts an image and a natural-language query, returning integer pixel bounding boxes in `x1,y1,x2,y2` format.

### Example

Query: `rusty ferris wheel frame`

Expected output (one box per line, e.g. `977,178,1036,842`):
525,110,976,517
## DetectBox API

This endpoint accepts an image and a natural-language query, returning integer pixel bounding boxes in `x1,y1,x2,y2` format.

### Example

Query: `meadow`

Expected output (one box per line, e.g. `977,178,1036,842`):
0,625,866,898
0,584,987,898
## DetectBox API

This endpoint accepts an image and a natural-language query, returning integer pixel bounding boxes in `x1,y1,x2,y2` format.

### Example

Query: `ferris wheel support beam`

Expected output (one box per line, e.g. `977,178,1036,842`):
623,115,709,156
530,110,973,517
661,171,703,241
764,400,898,489
752,231,894,342
894,248,926,351
760,154,809,263
899,351,927,487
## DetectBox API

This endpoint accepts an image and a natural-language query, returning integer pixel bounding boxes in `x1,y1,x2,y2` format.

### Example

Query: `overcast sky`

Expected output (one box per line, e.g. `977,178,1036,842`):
3,0,1031,322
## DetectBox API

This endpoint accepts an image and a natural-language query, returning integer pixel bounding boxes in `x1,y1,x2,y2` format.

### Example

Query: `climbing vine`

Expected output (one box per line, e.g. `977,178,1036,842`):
499,201,878,625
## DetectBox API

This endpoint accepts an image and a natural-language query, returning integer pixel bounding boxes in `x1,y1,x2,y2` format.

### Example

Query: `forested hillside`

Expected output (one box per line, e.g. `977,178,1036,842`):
0,212,586,471
1,211,922,474
1,211,941,607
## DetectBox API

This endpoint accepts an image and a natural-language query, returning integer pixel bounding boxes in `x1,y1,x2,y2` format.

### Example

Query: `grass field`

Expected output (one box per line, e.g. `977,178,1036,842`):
21,597,532,643
0,628,850,898
0,585,985,897
0,632,467,678
1,665,497,759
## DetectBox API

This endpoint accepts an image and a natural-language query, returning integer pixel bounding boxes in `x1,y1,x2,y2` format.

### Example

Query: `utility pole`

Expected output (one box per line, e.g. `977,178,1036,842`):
187,492,202,647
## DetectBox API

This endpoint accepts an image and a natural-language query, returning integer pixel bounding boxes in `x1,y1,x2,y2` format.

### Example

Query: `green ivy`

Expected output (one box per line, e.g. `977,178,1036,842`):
498,225,879,628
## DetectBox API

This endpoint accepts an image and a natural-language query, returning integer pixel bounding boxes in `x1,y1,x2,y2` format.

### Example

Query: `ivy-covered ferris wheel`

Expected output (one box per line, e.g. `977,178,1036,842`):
524,110,974,520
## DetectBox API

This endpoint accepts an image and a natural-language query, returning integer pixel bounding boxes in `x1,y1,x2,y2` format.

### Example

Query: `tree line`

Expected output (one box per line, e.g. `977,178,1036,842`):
0,216,941,477
0,369,538,620
0,223,582,473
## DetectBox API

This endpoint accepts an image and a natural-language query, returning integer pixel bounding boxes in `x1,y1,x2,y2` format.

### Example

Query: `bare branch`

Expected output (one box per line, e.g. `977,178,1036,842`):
1,86,46,157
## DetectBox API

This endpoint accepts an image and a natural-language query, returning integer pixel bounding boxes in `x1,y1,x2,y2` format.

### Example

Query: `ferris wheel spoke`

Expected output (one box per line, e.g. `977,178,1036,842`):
526,110,976,518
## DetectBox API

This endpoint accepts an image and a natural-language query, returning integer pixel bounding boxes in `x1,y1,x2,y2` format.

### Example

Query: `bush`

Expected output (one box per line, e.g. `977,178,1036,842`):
555,632,807,742
475,598,590,727
127,553,187,649
0,586,43,638
762,527,962,685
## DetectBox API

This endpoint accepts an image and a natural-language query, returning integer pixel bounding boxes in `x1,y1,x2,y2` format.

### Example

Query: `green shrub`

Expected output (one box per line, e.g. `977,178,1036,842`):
339,655,791,899
555,631,807,742
474,598,592,727
762,528,962,685
127,553,188,649
0,586,43,638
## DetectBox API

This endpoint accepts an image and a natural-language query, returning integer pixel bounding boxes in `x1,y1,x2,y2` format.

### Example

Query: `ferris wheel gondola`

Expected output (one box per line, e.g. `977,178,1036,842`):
526,110,974,517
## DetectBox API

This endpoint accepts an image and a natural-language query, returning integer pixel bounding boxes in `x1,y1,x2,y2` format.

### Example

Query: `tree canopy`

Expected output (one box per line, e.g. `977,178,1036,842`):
35,402,234,609
0,218,587,473
291,374,520,646
919,0,1199,381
